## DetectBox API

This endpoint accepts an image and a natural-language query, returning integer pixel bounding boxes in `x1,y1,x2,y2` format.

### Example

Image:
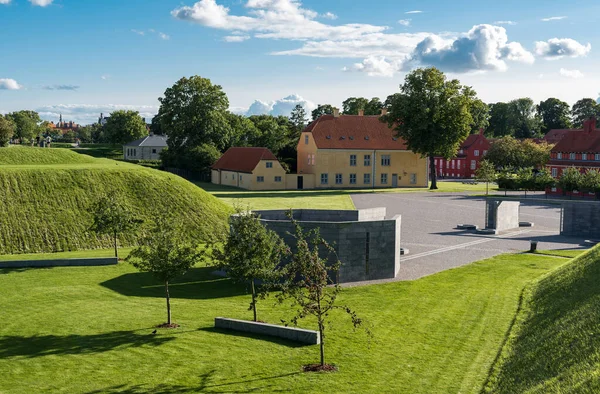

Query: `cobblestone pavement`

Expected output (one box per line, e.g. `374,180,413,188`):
348,192,589,285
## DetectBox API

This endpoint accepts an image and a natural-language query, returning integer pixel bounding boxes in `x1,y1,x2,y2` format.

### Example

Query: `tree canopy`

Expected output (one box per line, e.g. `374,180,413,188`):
383,67,477,189
311,104,334,121
485,137,552,169
571,98,600,128
0,116,15,147
6,110,41,141
103,110,148,144
537,98,572,133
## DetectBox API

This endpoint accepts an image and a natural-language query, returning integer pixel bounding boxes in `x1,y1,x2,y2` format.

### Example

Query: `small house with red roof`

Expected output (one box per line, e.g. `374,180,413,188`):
434,129,490,179
297,109,427,188
547,118,600,196
211,147,287,190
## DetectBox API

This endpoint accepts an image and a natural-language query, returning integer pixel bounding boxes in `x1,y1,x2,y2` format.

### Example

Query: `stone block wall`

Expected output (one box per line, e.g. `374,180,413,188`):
561,202,600,237
486,200,520,232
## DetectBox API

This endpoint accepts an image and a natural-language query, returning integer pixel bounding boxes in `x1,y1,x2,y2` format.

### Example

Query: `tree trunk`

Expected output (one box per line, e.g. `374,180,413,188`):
319,319,325,367
486,181,489,196
429,155,438,190
113,230,118,259
251,278,257,322
165,280,171,325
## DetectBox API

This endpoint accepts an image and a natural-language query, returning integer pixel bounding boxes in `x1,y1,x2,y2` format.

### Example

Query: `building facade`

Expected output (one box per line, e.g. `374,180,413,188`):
297,110,428,189
47,114,80,133
434,130,490,179
546,118,600,196
211,147,287,191
123,134,167,161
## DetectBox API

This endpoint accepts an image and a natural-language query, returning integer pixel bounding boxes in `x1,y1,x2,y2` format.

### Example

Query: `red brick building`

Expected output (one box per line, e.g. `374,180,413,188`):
546,118,600,196
434,130,490,179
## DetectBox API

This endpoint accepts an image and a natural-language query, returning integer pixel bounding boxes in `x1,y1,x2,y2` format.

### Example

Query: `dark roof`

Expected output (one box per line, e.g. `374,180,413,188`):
544,129,572,144
211,147,278,173
124,134,168,147
304,115,408,150
552,130,600,153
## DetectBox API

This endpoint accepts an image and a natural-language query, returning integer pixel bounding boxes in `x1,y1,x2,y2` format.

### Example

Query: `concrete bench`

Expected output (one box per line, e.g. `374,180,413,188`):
215,317,320,345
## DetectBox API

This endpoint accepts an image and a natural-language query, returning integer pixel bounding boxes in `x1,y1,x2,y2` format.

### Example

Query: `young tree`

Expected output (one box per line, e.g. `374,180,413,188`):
476,160,497,195
290,104,308,137
580,169,600,195
571,98,600,128
126,215,203,327
516,168,535,197
281,214,368,370
213,210,288,322
534,168,555,193
0,115,15,147
311,104,334,121
536,98,572,133
558,167,583,197
103,110,148,144
486,137,552,170
383,67,477,189
90,194,140,258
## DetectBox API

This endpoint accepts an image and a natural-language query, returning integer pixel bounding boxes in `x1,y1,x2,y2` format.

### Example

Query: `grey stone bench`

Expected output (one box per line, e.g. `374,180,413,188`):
215,317,320,345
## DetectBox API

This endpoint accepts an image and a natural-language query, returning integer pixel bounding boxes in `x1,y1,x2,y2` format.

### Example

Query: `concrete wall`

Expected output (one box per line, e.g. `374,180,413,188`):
561,202,600,237
255,208,386,223
486,200,520,232
124,146,164,161
254,208,400,283
215,317,320,345
0,257,118,268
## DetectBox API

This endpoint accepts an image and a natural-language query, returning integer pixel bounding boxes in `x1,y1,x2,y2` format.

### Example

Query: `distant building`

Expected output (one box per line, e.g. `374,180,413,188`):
98,113,110,126
47,114,80,133
547,117,600,197
211,147,287,191
123,134,168,161
435,129,490,179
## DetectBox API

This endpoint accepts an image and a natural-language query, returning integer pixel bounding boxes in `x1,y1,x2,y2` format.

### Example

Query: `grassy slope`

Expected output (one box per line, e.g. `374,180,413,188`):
0,147,232,254
0,253,564,393
485,245,600,393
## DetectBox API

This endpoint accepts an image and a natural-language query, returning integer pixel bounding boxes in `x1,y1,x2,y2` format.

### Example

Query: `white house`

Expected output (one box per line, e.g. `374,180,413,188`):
123,134,168,161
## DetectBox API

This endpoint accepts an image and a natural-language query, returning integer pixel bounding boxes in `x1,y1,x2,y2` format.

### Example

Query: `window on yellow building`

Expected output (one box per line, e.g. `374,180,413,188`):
350,174,357,184
266,162,273,168
364,155,371,166
335,174,343,184
275,176,282,182
364,173,371,184
381,155,391,166
381,173,388,184
350,155,357,166
311,154,315,165
257,176,264,182
305,135,309,145
321,174,328,184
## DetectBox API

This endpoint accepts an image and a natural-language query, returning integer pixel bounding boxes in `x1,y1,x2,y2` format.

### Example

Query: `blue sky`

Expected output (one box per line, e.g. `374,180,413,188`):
1,0,599,124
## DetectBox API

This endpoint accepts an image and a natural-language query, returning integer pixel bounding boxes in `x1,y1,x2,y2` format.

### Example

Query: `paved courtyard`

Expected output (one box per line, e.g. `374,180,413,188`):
351,192,590,283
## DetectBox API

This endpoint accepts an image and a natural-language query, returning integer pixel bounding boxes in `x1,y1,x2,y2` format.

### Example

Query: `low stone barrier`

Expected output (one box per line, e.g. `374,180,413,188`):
0,257,118,268
215,317,320,345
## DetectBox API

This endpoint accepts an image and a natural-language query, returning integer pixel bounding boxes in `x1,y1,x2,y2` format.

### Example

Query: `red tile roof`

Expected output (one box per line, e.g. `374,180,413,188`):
460,133,481,149
544,129,572,144
304,115,408,150
552,130,600,153
211,147,278,173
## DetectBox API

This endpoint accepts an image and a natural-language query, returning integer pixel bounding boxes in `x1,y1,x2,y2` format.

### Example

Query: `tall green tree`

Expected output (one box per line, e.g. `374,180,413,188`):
247,115,293,155
281,213,368,369
364,97,384,115
214,210,288,322
469,98,490,134
290,104,308,137
488,102,512,137
0,115,15,147
89,194,140,258
127,214,203,327
342,97,369,115
6,110,41,141
382,67,477,189
103,110,147,144
571,98,600,128
485,137,552,169
508,98,542,138
311,104,334,121
158,76,230,151
536,98,571,133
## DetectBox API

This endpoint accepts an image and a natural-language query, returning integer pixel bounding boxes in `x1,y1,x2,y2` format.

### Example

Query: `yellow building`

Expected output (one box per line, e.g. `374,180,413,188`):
211,147,287,191
297,110,428,189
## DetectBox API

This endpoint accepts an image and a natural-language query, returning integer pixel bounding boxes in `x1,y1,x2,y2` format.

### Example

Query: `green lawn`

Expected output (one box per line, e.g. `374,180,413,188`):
0,248,133,262
0,252,567,393
533,249,586,259
198,180,495,210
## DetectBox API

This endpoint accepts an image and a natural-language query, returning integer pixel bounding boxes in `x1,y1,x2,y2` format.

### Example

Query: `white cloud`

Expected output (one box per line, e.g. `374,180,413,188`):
344,56,399,77
541,16,567,22
29,0,52,6
159,32,170,40
535,38,591,59
132,29,171,40
0,79,22,90
322,12,337,20
407,24,534,73
560,68,584,79
405,10,423,14
101,75,110,80
0,0,11,4
36,104,159,125
224,35,250,42
42,85,80,91
494,20,516,25
398,19,411,27
131,29,145,36
242,94,316,116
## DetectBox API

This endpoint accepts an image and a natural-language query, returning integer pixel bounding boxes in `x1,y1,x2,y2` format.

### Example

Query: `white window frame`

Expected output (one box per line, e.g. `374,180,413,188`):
364,155,371,166
470,160,476,170
364,173,371,184
381,155,391,166
266,162,273,168
335,173,343,185
570,153,576,160
557,153,562,159
350,155,357,166
474,150,480,157
381,173,388,184
552,168,558,178
350,174,357,184
274,176,282,182
583,153,588,160
321,174,328,185
257,176,264,183
596,154,600,161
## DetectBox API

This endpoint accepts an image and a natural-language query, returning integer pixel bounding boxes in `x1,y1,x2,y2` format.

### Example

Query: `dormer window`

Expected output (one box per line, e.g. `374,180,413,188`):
341,136,346,140
570,153,576,160
365,136,370,140
326,135,331,139
349,136,354,140
557,153,562,159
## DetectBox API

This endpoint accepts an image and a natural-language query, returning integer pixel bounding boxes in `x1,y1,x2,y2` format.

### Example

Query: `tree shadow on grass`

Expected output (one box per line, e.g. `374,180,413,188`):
100,267,247,300
199,326,312,348
0,330,174,359
84,369,296,393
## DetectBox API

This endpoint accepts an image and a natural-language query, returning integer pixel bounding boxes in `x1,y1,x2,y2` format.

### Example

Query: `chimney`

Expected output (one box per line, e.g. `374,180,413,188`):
584,117,597,133
333,108,340,117
358,109,364,116
479,128,485,135
381,108,388,116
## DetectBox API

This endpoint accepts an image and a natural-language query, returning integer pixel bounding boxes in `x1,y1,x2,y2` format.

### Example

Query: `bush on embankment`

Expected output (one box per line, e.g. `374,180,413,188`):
484,245,600,392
